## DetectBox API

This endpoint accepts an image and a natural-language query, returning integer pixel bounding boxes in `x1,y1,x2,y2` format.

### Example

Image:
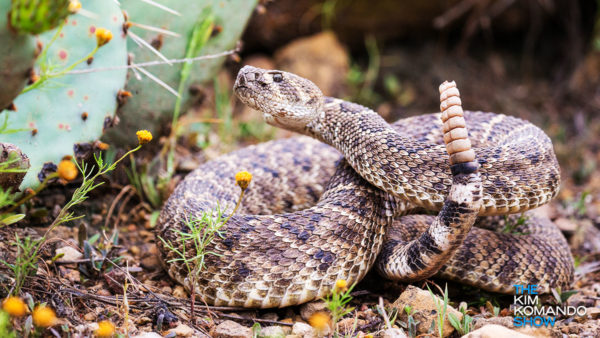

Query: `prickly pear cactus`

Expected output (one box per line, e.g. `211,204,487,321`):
0,1,36,109
0,0,128,189
10,0,71,35
103,0,258,145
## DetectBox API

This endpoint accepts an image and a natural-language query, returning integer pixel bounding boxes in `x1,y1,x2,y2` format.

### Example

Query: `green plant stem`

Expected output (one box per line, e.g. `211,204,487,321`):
21,43,100,95
222,189,245,226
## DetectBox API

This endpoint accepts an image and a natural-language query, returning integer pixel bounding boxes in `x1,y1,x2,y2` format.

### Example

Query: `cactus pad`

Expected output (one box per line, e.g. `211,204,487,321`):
0,1,36,109
103,0,258,145
1,0,128,188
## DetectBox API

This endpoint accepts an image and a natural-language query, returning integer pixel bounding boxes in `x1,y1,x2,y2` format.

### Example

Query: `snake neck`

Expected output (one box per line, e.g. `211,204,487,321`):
305,97,449,210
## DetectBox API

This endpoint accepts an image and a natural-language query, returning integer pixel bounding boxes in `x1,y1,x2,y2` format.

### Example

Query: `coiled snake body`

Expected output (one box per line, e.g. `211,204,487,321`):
156,66,573,308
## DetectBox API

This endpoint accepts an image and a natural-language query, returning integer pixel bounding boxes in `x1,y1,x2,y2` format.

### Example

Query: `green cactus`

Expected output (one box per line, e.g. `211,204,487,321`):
0,1,36,109
0,0,128,189
103,0,258,145
10,0,71,35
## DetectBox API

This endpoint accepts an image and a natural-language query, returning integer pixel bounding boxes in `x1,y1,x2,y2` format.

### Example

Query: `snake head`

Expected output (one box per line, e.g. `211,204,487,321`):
234,65,324,134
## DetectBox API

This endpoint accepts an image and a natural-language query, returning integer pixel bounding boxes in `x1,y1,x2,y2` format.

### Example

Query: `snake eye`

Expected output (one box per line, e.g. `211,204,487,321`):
273,73,283,83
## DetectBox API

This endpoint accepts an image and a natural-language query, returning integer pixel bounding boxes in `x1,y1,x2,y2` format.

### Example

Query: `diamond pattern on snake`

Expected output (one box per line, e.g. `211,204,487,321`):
156,65,573,308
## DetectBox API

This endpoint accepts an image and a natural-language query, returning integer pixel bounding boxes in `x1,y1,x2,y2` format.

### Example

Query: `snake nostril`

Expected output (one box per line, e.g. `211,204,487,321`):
238,75,246,86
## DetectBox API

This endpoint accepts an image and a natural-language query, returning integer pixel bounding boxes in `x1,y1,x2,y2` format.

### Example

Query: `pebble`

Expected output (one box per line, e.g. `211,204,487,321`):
464,324,534,338
55,246,83,262
259,326,286,337
392,285,461,337
291,322,317,338
168,323,195,337
299,300,327,321
214,320,252,338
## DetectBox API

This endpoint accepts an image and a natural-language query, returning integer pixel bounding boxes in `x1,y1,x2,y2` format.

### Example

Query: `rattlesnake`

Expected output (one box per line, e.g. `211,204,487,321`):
156,66,573,308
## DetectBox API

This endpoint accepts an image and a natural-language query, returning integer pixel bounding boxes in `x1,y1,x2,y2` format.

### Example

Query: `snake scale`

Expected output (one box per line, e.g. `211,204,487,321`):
156,65,574,308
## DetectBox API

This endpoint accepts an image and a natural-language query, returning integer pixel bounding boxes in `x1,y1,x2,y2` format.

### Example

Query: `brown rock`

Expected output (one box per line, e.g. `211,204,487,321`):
299,300,327,321
55,246,83,262
275,32,348,97
168,323,195,337
140,244,162,271
554,217,578,232
464,324,534,338
472,316,513,330
588,307,600,319
291,322,317,338
132,333,163,338
215,320,252,338
258,326,286,337
392,285,461,337
381,328,407,338
243,55,276,71
173,285,187,298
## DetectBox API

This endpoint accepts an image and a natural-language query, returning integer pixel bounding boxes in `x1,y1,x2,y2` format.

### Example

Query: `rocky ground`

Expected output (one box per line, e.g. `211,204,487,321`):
1,16,600,338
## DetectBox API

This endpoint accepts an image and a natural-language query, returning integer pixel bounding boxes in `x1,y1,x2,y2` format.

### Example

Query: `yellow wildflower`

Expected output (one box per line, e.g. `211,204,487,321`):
364,335,373,338
95,27,113,47
32,305,57,327
308,311,331,331
2,296,27,317
335,279,348,292
235,171,252,190
57,159,78,181
96,320,116,337
68,0,81,13
136,130,153,145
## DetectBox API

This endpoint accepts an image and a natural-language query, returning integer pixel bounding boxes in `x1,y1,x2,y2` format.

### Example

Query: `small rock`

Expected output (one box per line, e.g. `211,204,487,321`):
259,326,286,338
381,328,408,338
83,312,95,321
130,245,141,256
55,246,83,262
291,322,317,338
215,320,252,338
261,312,279,321
132,333,163,338
173,285,187,298
555,217,578,232
588,307,600,319
168,323,195,337
464,324,534,338
63,268,80,283
472,316,513,330
274,31,348,97
392,285,462,337
97,288,112,296
300,300,327,321
140,244,162,271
